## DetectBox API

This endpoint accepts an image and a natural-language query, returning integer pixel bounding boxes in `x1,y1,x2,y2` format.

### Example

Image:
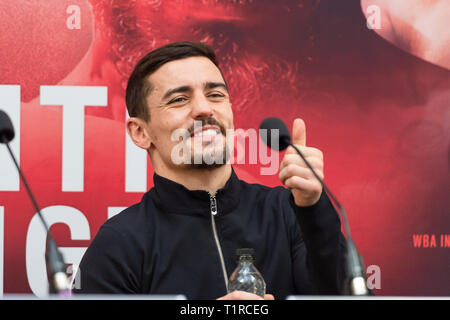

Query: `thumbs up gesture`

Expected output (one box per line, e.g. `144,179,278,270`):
279,119,324,207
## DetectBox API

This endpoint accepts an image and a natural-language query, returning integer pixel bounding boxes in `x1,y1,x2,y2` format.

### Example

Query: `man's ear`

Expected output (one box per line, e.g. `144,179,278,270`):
126,117,152,150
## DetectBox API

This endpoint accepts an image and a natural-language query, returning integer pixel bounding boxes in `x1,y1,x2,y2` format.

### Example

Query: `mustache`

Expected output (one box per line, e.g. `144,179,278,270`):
187,117,227,136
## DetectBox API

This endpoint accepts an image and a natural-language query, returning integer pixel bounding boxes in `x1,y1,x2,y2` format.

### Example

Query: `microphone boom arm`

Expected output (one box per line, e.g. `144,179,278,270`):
288,141,368,296
1,134,71,295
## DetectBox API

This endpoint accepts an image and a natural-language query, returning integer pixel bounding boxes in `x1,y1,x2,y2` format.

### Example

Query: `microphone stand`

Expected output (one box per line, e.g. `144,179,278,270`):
1,135,71,296
288,141,369,295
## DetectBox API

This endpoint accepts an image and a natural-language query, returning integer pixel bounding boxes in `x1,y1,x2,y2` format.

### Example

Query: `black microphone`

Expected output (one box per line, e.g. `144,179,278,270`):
0,109,71,295
260,117,369,296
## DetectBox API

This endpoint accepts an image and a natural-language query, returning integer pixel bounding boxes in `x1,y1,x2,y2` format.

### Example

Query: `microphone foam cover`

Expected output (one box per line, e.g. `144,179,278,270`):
0,110,15,143
259,117,291,151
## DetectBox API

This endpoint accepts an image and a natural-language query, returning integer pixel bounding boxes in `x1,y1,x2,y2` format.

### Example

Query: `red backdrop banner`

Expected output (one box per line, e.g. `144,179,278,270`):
0,0,449,296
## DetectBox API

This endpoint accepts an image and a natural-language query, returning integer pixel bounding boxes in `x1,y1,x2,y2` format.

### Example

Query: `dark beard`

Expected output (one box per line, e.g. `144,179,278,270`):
186,117,231,169
190,143,231,170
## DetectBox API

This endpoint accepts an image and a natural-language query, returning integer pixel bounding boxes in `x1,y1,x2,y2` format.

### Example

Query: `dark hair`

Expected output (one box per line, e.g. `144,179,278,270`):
125,41,223,121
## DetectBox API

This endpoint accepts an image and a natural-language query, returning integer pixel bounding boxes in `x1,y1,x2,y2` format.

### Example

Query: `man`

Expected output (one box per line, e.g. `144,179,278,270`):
73,41,347,300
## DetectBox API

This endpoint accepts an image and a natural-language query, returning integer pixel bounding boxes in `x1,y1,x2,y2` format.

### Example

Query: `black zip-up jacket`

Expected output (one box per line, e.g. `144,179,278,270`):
73,169,347,299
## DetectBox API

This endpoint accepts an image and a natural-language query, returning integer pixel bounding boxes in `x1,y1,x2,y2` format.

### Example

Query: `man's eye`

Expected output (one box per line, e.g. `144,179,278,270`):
169,97,187,104
208,93,224,99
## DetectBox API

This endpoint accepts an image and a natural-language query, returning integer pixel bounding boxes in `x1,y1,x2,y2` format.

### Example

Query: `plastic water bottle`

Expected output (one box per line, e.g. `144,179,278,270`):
228,248,266,298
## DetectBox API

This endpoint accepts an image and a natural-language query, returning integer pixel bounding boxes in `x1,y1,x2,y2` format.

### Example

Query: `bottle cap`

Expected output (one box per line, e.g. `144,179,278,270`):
236,248,255,258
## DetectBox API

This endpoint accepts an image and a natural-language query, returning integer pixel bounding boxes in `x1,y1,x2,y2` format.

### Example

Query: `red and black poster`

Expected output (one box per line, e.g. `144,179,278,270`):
0,0,449,297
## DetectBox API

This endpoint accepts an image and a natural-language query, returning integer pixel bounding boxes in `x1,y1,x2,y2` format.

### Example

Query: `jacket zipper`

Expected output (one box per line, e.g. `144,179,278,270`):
209,193,229,290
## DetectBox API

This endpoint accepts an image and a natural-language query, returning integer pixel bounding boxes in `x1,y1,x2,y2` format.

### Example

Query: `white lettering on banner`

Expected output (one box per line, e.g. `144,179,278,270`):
0,206,3,296
0,85,20,191
26,205,90,297
125,112,147,192
107,207,127,220
40,86,107,192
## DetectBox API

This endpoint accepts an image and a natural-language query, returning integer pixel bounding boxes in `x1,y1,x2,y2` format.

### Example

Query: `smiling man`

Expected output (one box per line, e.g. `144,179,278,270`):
73,41,347,300
126,52,234,193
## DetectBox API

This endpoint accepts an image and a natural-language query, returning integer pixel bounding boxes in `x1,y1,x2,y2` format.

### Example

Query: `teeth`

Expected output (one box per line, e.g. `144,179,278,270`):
194,129,220,137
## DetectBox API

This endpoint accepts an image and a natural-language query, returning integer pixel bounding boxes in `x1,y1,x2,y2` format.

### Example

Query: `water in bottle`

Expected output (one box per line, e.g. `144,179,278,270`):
228,248,266,298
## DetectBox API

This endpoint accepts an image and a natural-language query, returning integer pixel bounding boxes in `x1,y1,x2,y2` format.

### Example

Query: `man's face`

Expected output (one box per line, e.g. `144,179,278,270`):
144,56,234,170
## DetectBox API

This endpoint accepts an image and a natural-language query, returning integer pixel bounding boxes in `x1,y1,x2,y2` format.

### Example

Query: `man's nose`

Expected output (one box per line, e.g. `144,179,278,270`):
191,95,213,120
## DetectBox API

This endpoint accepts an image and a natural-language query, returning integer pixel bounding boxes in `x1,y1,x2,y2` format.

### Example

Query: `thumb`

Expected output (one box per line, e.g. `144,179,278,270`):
292,118,306,147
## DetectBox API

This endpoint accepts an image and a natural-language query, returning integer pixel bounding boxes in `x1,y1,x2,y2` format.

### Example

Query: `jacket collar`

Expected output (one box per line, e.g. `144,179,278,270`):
149,168,241,217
